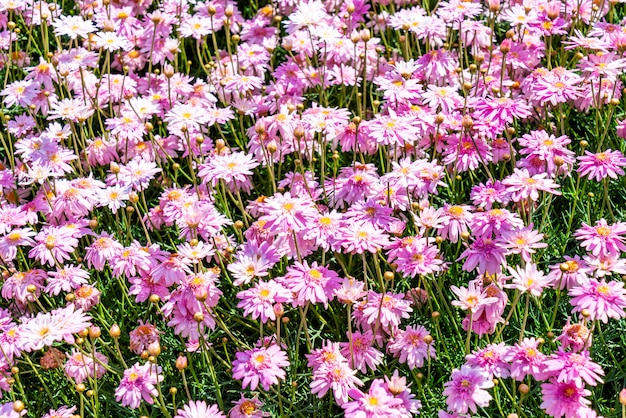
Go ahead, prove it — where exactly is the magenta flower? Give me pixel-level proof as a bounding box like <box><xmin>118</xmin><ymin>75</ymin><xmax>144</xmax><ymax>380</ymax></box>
<box><xmin>498</xmin><ymin>224</ymin><xmax>547</xmax><ymax>262</ymax></box>
<box><xmin>544</xmin><ymin>349</ymin><xmax>604</xmax><ymax>387</ymax></box>
<box><xmin>228</xmin><ymin>394</ymin><xmax>269</xmax><ymax>418</ymax></box>
<box><xmin>236</xmin><ymin>280</ymin><xmax>293</xmax><ymax>323</ymax></box>
<box><xmin>540</xmin><ymin>380</ymin><xmax>593</xmax><ymax>418</ymax></box>
<box><xmin>459</xmin><ymin>238</ymin><xmax>508</xmax><ymax>275</ymax></box>
<box><xmin>343</xmin><ymin>379</ymin><xmax>404</xmax><ymax>418</ymax></box>
<box><xmin>504</xmin><ymin>338</ymin><xmax>548</xmax><ymax>381</ymax></box>
<box><xmin>568</xmin><ymin>278</ymin><xmax>626</xmax><ymax>323</ymax></box>
<box><xmin>115</xmin><ymin>363</ymin><xmax>163</xmax><ymax>409</ymax></box>
<box><xmin>442</xmin><ymin>365</ymin><xmax>494</xmax><ymax>414</ymax></box>
<box><xmin>360</xmin><ymin>291</ymin><xmax>412</xmax><ymax>332</ymax></box>
<box><xmin>231</xmin><ymin>344</ymin><xmax>289</xmax><ymax>391</ymax></box>
<box><xmin>339</xmin><ymin>330</ymin><xmax>384</xmax><ymax>373</ymax></box>
<box><xmin>465</xmin><ymin>343</ymin><xmax>510</xmax><ymax>379</ymax></box>
<box><xmin>502</xmin><ymin>168</ymin><xmax>561</xmax><ymax>202</ymax></box>
<box><xmin>574</xmin><ymin>219</ymin><xmax>626</xmax><ymax>257</ymax></box>
<box><xmin>387</xmin><ymin>325</ymin><xmax>437</xmax><ymax>370</ymax></box>
<box><xmin>506</xmin><ymin>263</ymin><xmax>552</xmax><ymax>297</ymax></box>
<box><xmin>310</xmin><ymin>361</ymin><xmax>364</xmax><ymax>406</ymax></box>
<box><xmin>174</xmin><ymin>401</ymin><xmax>225</xmax><ymax>418</ymax></box>
<box><xmin>277</xmin><ymin>261</ymin><xmax>341</xmax><ymax>308</ymax></box>
<box><xmin>451</xmin><ymin>280</ymin><xmax>499</xmax><ymax>314</ymax></box>
<box><xmin>577</xmin><ymin>149</ymin><xmax>626</xmax><ymax>181</ymax></box>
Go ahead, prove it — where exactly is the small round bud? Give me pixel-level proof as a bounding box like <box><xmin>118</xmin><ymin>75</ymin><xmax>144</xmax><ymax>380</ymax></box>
<box><xmin>352</xmin><ymin>116</ymin><xmax>361</xmax><ymax>124</ymax></box>
<box><xmin>462</xmin><ymin>115</ymin><xmax>473</xmax><ymax>129</ymax></box>
<box><xmin>110</xmin><ymin>162</ymin><xmax>120</xmax><ymax>174</ymax></box>
<box><xmin>273</xmin><ymin>303</ymin><xmax>284</xmax><ymax>318</ymax></box>
<box><xmin>149</xmin><ymin>294</ymin><xmax>160</xmax><ymax>304</ymax></box>
<box><xmin>508</xmin><ymin>414</ymin><xmax>519</xmax><ymax>418</ymax></box>
<box><xmin>581</xmin><ymin>309</ymin><xmax>591</xmax><ymax>318</ymax></box>
<box><xmin>129</xmin><ymin>192</ymin><xmax>139</xmax><ymax>203</ymax></box>
<box><xmin>431</xmin><ymin>311</ymin><xmax>440</xmax><ymax>320</ymax></box>
<box><xmin>66</xmin><ymin>294</ymin><xmax>75</xmax><ymax>302</ymax></box>
<box><xmin>189</xmin><ymin>239</ymin><xmax>199</xmax><ymax>247</ymax></box>
<box><xmin>78</xmin><ymin>328</ymin><xmax>89</xmax><ymax>338</ymax></box>
<box><xmin>554</xmin><ymin>156</ymin><xmax>565</xmax><ymax>167</ymax></box>
<box><xmin>503</xmin><ymin>153</ymin><xmax>511</xmax><ymax>161</ymax></box>
<box><xmin>176</xmin><ymin>356</ymin><xmax>188</xmax><ymax>371</ymax></box>
<box><xmin>435</xmin><ymin>114</ymin><xmax>445</xmax><ymax>124</ymax></box>
<box><xmin>193</xmin><ymin>312</ymin><xmax>204</xmax><ymax>323</ymax></box>
<box><xmin>169</xmin><ymin>387</ymin><xmax>178</xmax><ymax>395</ymax></box>
<box><xmin>86</xmin><ymin>389</ymin><xmax>94</xmax><ymax>397</ymax></box>
<box><xmin>619</xmin><ymin>388</ymin><xmax>626</xmax><ymax>405</ymax></box>
<box><xmin>11</xmin><ymin>367</ymin><xmax>19</xmax><ymax>375</ymax></box>
<box><xmin>89</xmin><ymin>327</ymin><xmax>101</xmax><ymax>339</ymax></box>
<box><xmin>148</xmin><ymin>355</ymin><xmax>156</xmax><ymax>363</ymax></box>
<box><xmin>148</xmin><ymin>341</ymin><xmax>161</xmax><ymax>357</ymax></box>
<box><xmin>109</xmin><ymin>324</ymin><xmax>121</xmax><ymax>338</ymax></box>
<box><xmin>518</xmin><ymin>384</ymin><xmax>529</xmax><ymax>395</ymax></box>
<box><xmin>26</xmin><ymin>284</ymin><xmax>37</xmax><ymax>293</ymax></box>
<box><xmin>435</xmin><ymin>236</ymin><xmax>443</xmax><ymax>244</ymax></box>
<box><xmin>588</xmin><ymin>192</ymin><xmax>594</xmax><ymax>198</ymax></box>
<box><xmin>455</xmin><ymin>175</ymin><xmax>462</xmax><ymax>181</ymax></box>
<box><xmin>423</xmin><ymin>335</ymin><xmax>433</xmax><ymax>345</ymax></box>
<box><xmin>75</xmin><ymin>384</ymin><xmax>86</xmax><ymax>393</ymax></box>
<box><xmin>140</xmin><ymin>351</ymin><xmax>149</xmax><ymax>359</ymax></box>
<box><xmin>416</xmin><ymin>372</ymin><xmax>424</xmax><ymax>380</ymax></box>
<box><xmin>460</xmin><ymin>231</ymin><xmax>470</xmax><ymax>240</ymax></box>
<box><xmin>580</xmin><ymin>140</ymin><xmax>588</xmax><ymax>148</ymax></box>
<box><xmin>384</xmin><ymin>271</ymin><xmax>394</xmax><ymax>281</ymax></box>
<box><xmin>12</xmin><ymin>401</ymin><xmax>24</xmax><ymax>413</ymax></box>
<box><xmin>546</xmin><ymin>331</ymin><xmax>555</xmax><ymax>339</ymax></box>
<box><xmin>89</xmin><ymin>218</ymin><xmax>98</xmax><ymax>229</ymax></box>
<box><xmin>560</xmin><ymin>263</ymin><xmax>570</xmax><ymax>272</ymax></box>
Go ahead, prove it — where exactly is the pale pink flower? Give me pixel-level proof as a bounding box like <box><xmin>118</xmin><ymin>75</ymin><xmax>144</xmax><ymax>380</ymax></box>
<box><xmin>231</xmin><ymin>344</ymin><xmax>289</xmax><ymax>391</ymax></box>
<box><xmin>442</xmin><ymin>365</ymin><xmax>494</xmax><ymax>414</ymax></box>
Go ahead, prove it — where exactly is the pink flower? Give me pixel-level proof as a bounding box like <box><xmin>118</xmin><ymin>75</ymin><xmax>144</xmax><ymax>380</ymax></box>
<box><xmin>228</xmin><ymin>394</ymin><xmax>269</xmax><ymax>418</ymax></box>
<box><xmin>506</xmin><ymin>263</ymin><xmax>552</xmax><ymax>297</ymax></box>
<box><xmin>387</xmin><ymin>325</ymin><xmax>437</xmax><ymax>370</ymax></box>
<box><xmin>236</xmin><ymin>280</ymin><xmax>293</xmax><ymax>323</ymax></box>
<box><xmin>465</xmin><ymin>343</ymin><xmax>510</xmax><ymax>379</ymax></box>
<box><xmin>231</xmin><ymin>344</ymin><xmax>290</xmax><ymax>391</ymax></box>
<box><xmin>339</xmin><ymin>330</ymin><xmax>384</xmax><ymax>373</ymax></box>
<box><xmin>277</xmin><ymin>261</ymin><xmax>341</xmax><ymax>308</ymax></box>
<box><xmin>556</xmin><ymin>318</ymin><xmax>592</xmax><ymax>352</ymax></box>
<box><xmin>578</xmin><ymin>149</ymin><xmax>626</xmax><ymax>181</ymax></box>
<box><xmin>360</xmin><ymin>291</ymin><xmax>412</xmax><ymax>332</ymax></box>
<box><xmin>29</xmin><ymin>225</ymin><xmax>79</xmax><ymax>267</ymax></box>
<box><xmin>451</xmin><ymin>280</ymin><xmax>499</xmax><ymax>314</ymax></box>
<box><xmin>115</xmin><ymin>363</ymin><xmax>163</xmax><ymax>409</ymax></box>
<box><xmin>64</xmin><ymin>349</ymin><xmax>108</xmax><ymax>384</ymax></box>
<box><xmin>343</xmin><ymin>379</ymin><xmax>405</xmax><ymax>418</ymax></box>
<box><xmin>337</xmin><ymin>222</ymin><xmax>391</xmax><ymax>254</ymax></box>
<box><xmin>459</xmin><ymin>238</ymin><xmax>508</xmax><ymax>275</ymax></box>
<box><xmin>439</xmin><ymin>205</ymin><xmax>473</xmax><ymax>243</ymax></box>
<box><xmin>502</xmin><ymin>168</ymin><xmax>561</xmax><ymax>202</ymax></box>
<box><xmin>568</xmin><ymin>278</ymin><xmax>626</xmax><ymax>323</ymax></box>
<box><xmin>442</xmin><ymin>365</ymin><xmax>494</xmax><ymax>414</ymax></box>
<box><xmin>174</xmin><ymin>401</ymin><xmax>225</xmax><ymax>418</ymax></box>
<box><xmin>547</xmin><ymin>256</ymin><xmax>589</xmax><ymax>290</ymax></box>
<box><xmin>499</xmin><ymin>224</ymin><xmax>547</xmax><ymax>262</ymax></box>
<box><xmin>504</xmin><ymin>338</ymin><xmax>548</xmax><ymax>381</ymax></box>
<box><xmin>574</xmin><ymin>219</ymin><xmax>626</xmax><ymax>257</ymax></box>
<box><xmin>540</xmin><ymin>380</ymin><xmax>593</xmax><ymax>418</ymax></box>
<box><xmin>259</xmin><ymin>192</ymin><xmax>318</xmax><ymax>234</ymax></box>
<box><xmin>310</xmin><ymin>361</ymin><xmax>364</xmax><ymax>406</ymax></box>
<box><xmin>544</xmin><ymin>349</ymin><xmax>604</xmax><ymax>387</ymax></box>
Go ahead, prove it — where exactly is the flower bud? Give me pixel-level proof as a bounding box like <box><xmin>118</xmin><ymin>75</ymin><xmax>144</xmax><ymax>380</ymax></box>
<box><xmin>176</xmin><ymin>356</ymin><xmax>188</xmax><ymax>371</ymax></box>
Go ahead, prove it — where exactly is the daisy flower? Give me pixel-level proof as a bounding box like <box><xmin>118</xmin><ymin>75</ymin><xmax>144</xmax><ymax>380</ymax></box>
<box><xmin>342</xmin><ymin>379</ymin><xmax>404</xmax><ymax>417</ymax></box>
<box><xmin>540</xmin><ymin>380</ymin><xmax>593</xmax><ymax>418</ymax></box>
<box><xmin>577</xmin><ymin>149</ymin><xmax>626</xmax><ymax>181</ymax></box>
<box><xmin>231</xmin><ymin>344</ymin><xmax>290</xmax><ymax>391</ymax></box>
<box><xmin>574</xmin><ymin>219</ymin><xmax>626</xmax><ymax>257</ymax></box>
<box><xmin>498</xmin><ymin>224</ymin><xmax>547</xmax><ymax>262</ymax></box>
<box><xmin>568</xmin><ymin>278</ymin><xmax>626</xmax><ymax>323</ymax></box>
<box><xmin>115</xmin><ymin>363</ymin><xmax>163</xmax><ymax>409</ymax></box>
<box><xmin>506</xmin><ymin>263</ymin><xmax>553</xmax><ymax>297</ymax></box>
<box><xmin>502</xmin><ymin>168</ymin><xmax>561</xmax><ymax>202</ymax></box>
<box><xmin>442</xmin><ymin>365</ymin><xmax>494</xmax><ymax>414</ymax></box>
<box><xmin>339</xmin><ymin>330</ymin><xmax>384</xmax><ymax>373</ymax></box>
<box><xmin>504</xmin><ymin>338</ymin><xmax>548</xmax><ymax>381</ymax></box>
<box><xmin>310</xmin><ymin>361</ymin><xmax>364</xmax><ymax>406</ymax></box>
<box><xmin>544</xmin><ymin>348</ymin><xmax>604</xmax><ymax>387</ymax></box>
<box><xmin>174</xmin><ymin>401</ymin><xmax>225</xmax><ymax>418</ymax></box>
<box><xmin>228</xmin><ymin>395</ymin><xmax>269</xmax><ymax>418</ymax></box>
<box><xmin>387</xmin><ymin>325</ymin><xmax>437</xmax><ymax>370</ymax></box>
<box><xmin>236</xmin><ymin>280</ymin><xmax>293</xmax><ymax>323</ymax></box>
